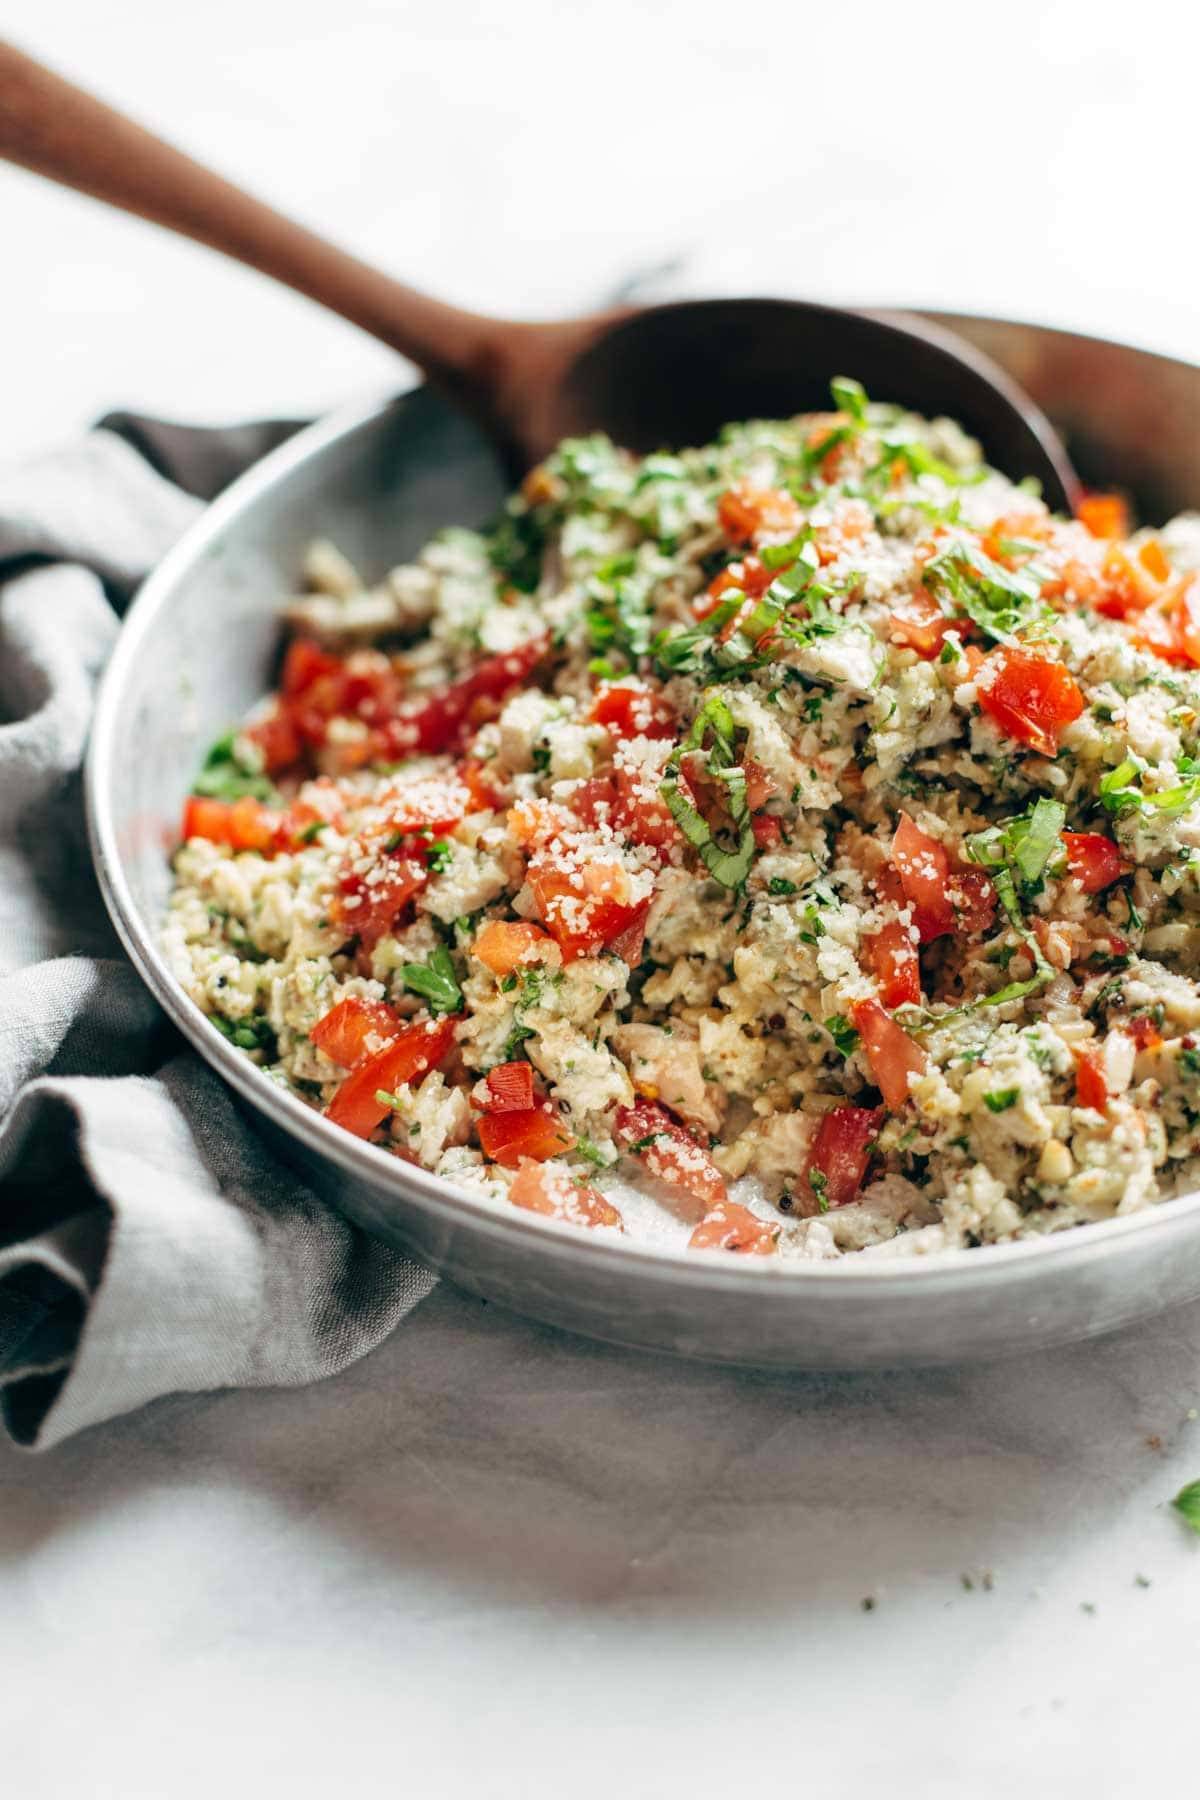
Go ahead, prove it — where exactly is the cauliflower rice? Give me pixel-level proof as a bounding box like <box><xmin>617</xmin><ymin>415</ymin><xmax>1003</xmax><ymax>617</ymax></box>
<box><xmin>164</xmin><ymin>381</ymin><xmax>1200</xmax><ymax>1261</ymax></box>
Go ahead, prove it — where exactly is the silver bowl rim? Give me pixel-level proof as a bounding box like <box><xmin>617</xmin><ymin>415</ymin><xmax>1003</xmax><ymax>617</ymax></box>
<box><xmin>83</xmin><ymin>315</ymin><xmax>1200</xmax><ymax>1299</ymax></box>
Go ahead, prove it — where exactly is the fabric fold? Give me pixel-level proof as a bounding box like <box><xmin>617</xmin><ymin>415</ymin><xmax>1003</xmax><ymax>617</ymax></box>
<box><xmin>0</xmin><ymin>416</ymin><xmax>436</xmax><ymax>1450</ymax></box>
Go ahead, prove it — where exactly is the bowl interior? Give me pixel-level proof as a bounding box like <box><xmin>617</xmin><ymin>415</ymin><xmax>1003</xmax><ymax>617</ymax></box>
<box><xmin>107</xmin><ymin>387</ymin><xmax>510</xmax><ymax>931</ymax></box>
<box><xmin>83</xmin><ymin>313</ymin><xmax>1200</xmax><ymax>1366</ymax></box>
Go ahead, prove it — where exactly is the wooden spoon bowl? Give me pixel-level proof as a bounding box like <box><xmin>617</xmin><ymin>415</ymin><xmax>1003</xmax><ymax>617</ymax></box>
<box><xmin>0</xmin><ymin>41</ymin><xmax>1080</xmax><ymax>508</ymax></box>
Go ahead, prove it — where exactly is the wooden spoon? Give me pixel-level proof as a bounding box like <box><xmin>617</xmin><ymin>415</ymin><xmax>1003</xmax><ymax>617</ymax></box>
<box><xmin>0</xmin><ymin>42</ymin><xmax>1081</xmax><ymax>507</ymax></box>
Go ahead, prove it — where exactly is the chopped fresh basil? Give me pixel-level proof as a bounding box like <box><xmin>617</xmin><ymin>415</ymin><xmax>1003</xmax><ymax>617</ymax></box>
<box><xmin>425</xmin><ymin>838</ymin><xmax>454</xmax><ymax>874</ymax></box>
<box><xmin>401</xmin><ymin>944</ymin><xmax>463</xmax><ymax>1015</ymax></box>
<box><xmin>212</xmin><ymin>1013</ymin><xmax>277</xmax><ymax>1057</ymax></box>
<box><xmin>808</xmin><ymin>1166</ymin><xmax>830</xmax><ymax>1211</ymax></box>
<box><xmin>923</xmin><ymin>541</ymin><xmax>1052</xmax><ymax>645</ymax></box>
<box><xmin>768</xmin><ymin>877</ymin><xmax>798</xmax><ymax>896</ymax></box>
<box><xmin>659</xmin><ymin>692</ymin><xmax>756</xmax><ymax>890</ymax></box>
<box><xmin>1099</xmin><ymin>754</ymin><xmax>1200</xmax><ymax>818</ymax></box>
<box><xmin>573</xmin><ymin>1136</ymin><xmax>613</xmax><ymax>1170</ymax></box>
<box><xmin>830</xmin><ymin>375</ymin><xmax>868</xmax><ymax>423</ymax></box>
<box><xmin>983</xmin><ymin>1088</ymin><xmax>1019</xmax><ymax>1114</ymax></box>
<box><xmin>192</xmin><ymin>729</ymin><xmax>279</xmax><ymax>803</ymax></box>
<box><xmin>826</xmin><ymin>1014</ymin><xmax>860</xmax><ymax>1058</ymax></box>
<box><xmin>966</xmin><ymin>798</ymin><xmax>1067</xmax><ymax>898</ymax></box>
<box><xmin>489</xmin><ymin>505</ymin><xmax>547</xmax><ymax>593</ymax></box>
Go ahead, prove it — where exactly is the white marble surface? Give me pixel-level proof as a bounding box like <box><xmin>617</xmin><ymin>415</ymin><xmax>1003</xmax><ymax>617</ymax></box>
<box><xmin>4</xmin><ymin>2</ymin><xmax>1200</xmax><ymax>1791</ymax></box>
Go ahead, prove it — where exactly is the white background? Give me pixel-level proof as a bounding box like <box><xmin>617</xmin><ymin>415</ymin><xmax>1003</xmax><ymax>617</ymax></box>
<box><xmin>4</xmin><ymin>0</ymin><xmax>1200</xmax><ymax>453</ymax></box>
<box><xmin>3</xmin><ymin>3</ymin><xmax>1200</xmax><ymax>1794</ymax></box>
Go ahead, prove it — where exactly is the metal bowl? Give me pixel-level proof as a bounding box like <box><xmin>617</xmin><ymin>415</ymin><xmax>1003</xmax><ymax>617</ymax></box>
<box><xmin>85</xmin><ymin>312</ymin><xmax>1200</xmax><ymax>1368</ymax></box>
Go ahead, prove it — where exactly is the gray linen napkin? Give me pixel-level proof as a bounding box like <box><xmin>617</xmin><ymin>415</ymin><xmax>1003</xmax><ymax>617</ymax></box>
<box><xmin>0</xmin><ymin>416</ymin><xmax>436</xmax><ymax>1451</ymax></box>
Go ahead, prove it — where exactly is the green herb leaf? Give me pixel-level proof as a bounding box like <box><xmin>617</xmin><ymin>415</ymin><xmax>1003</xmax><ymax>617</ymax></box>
<box><xmin>924</xmin><ymin>541</ymin><xmax>1052</xmax><ymax>646</ymax></box>
<box><xmin>192</xmin><ymin>729</ymin><xmax>279</xmax><ymax>803</ymax></box>
<box><xmin>573</xmin><ymin>1136</ymin><xmax>614</xmax><ymax>1170</ymax></box>
<box><xmin>1099</xmin><ymin>754</ymin><xmax>1200</xmax><ymax>818</ymax></box>
<box><xmin>983</xmin><ymin>1088</ymin><xmax>1019</xmax><ymax>1114</ymax></box>
<box><xmin>768</xmin><ymin>877</ymin><xmax>798</xmax><ymax>896</ymax></box>
<box><xmin>212</xmin><ymin>1013</ymin><xmax>277</xmax><ymax>1057</ymax></box>
<box><xmin>1011</xmin><ymin>798</ymin><xmax>1068</xmax><ymax>888</ymax></box>
<box><xmin>660</xmin><ymin>771</ymin><xmax>755</xmax><ymax>889</ymax></box>
<box><xmin>660</xmin><ymin>692</ymin><xmax>756</xmax><ymax>889</ymax></box>
<box><xmin>830</xmin><ymin>375</ymin><xmax>868</xmax><ymax>423</ymax></box>
<box><xmin>966</xmin><ymin>798</ymin><xmax>1067</xmax><ymax>896</ymax></box>
<box><xmin>1172</xmin><ymin>1479</ymin><xmax>1200</xmax><ymax>1536</ymax></box>
<box><xmin>401</xmin><ymin>944</ymin><xmax>463</xmax><ymax>1016</ymax></box>
<box><xmin>826</xmin><ymin>1014</ymin><xmax>860</xmax><ymax>1058</ymax></box>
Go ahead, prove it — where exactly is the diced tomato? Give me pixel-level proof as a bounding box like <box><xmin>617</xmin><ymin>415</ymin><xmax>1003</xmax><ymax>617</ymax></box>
<box><xmin>482</xmin><ymin>1061</ymin><xmax>536</xmax><ymax>1113</ymax></box>
<box><xmin>333</xmin><ymin>854</ymin><xmax>427</xmax><ymax>950</ymax></box>
<box><xmin>865</xmin><ymin>916</ymin><xmax>921</xmax><ymax>1008</ymax></box>
<box><xmin>607</xmin><ymin>901</ymin><xmax>651</xmax><ymax>967</ymax></box>
<box><xmin>612</xmin><ymin>765</ymin><xmax>678</xmax><ymax>851</ymax></box>
<box><xmin>1126</xmin><ymin>1016</ymin><xmax>1163</xmax><ymax>1053</ymax></box>
<box><xmin>805</xmin><ymin>417</ymin><xmax>854</xmax><ymax>481</ymax></box>
<box><xmin>228</xmin><ymin>796</ymin><xmax>278</xmax><ymax>852</ymax></box>
<box><xmin>695</xmin><ymin>555</ymin><xmax>776</xmax><ymax>619</ymax></box>
<box><xmin>310</xmin><ymin>996</ymin><xmax>400</xmax><ymax>1068</ymax></box>
<box><xmin>471</xmin><ymin>919</ymin><xmax>553</xmax><ymax>977</ymax></box>
<box><xmin>273</xmin><ymin>789</ymin><xmax>345</xmax><ymax>851</ymax></box>
<box><xmin>379</xmin><ymin>774</ymin><xmax>468</xmax><ymax>836</ymax></box>
<box><xmin>508</xmin><ymin>1160</ymin><xmax>622</xmax><ymax>1229</ymax></box>
<box><xmin>182</xmin><ymin>796</ymin><xmax>234</xmax><ymax>844</ymax></box>
<box><xmin>613</xmin><ymin>1100</ymin><xmax>727</xmax><ymax>1209</ymax></box>
<box><xmin>889</xmin><ymin>589</ymin><xmax>958</xmax><ymax>659</ymax></box>
<box><xmin>947</xmin><ymin>867</ymin><xmax>997</xmax><ymax>934</ymax></box>
<box><xmin>567</xmin><ymin>776</ymin><xmax>619</xmax><ymax>831</ymax></box>
<box><xmin>384</xmin><ymin>636</ymin><xmax>549</xmax><ymax>757</ymax></box>
<box><xmin>851</xmin><ymin>999</ymin><xmax>928</xmax><ymax>1112</ymax></box>
<box><xmin>1132</xmin><ymin>576</ymin><xmax>1200</xmax><ymax>668</ymax></box>
<box><xmin>1077</xmin><ymin>493</ymin><xmax>1130</xmax><ymax>541</ymax></box>
<box><xmin>1039</xmin><ymin>553</ymin><xmax>1103</xmax><ymax>609</ymax></box>
<box><xmin>460</xmin><ymin>758</ymin><xmax>507</xmax><ymax>812</ymax></box>
<box><xmin>688</xmin><ymin>1200</ymin><xmax>779</xmax><ymax>1255</ymax></box>
<box><xmin>717</xmin><ymin>482</ymin><xmax>803</xmax><ymax>547</ymax></box>
<box><xmin>244</xmin><ymin>703</ymin><xmax>302</xmax><ymax>773</ymax></box>
<box><xmin>1178</xmin><ymin>579</ymin><xmax>1200</xmax><ymax>667</ymax></box>
<box><xmin>588</xmin><ymin>682</ymin><xmax>676</xmax><ymax>740</ymax></box>
<box><xmin>1074</xmin><ymin>1048</ymin><xmax>1108</xmax><ymax>1112</ymax></box>
<box><xmin>803</xmin><ymin>1104</ymin><xmax>884</xmax><ymax>1210</ymax></box>
<box><xmin>980</xmin><ymin>510</ymin><xmax>1054</xmax><ymax>563</ymax></box>
<box><xmin>1061</xmin><ymin>831</ymin><xmax>1130</xmax><ymax>894</ymax></box>
<box><xmin>1138</xmin><ymin>537</ymin><xmax>1172</xmax><ymax>584</ymax></box>
<box><xmin>477</xmin><ymin>1102</ymin><xmax>575</xmax><ymax>1167</ymax></box>
<box><xmin>324</xmin><ymin>1014</ymin><xmax>456</xmax><ymax>1138</ymax></box>
<box><xmin>742</xmin><ymin>758</ymin><xmax>776</xmax><ymax>812</ymax></box>
<box><xmin>1094</xmin><ymin>545</ymin><xmax>1164</xmax><ymax>620</ymax></box>
<box><xmin>507</xmin><ymin>796</ymin><xmax>572</xmax><ymax>849</ymax></box>
<box><xmin>976</xmin><ymin>646</ymin><xmax>1085</xmax><ymax>757</ymax></box>
<box><xmin>527</xmin><ymin>855</ymin><xmax>646</xmax><ymax>962</ymax></box>
<box><xmin>181</xmin><ymin>794</ymin><xmax>284</xmax><ymax>853</ymax></box>
<box><xmin>891</xmin><ymin>813</ymin><xmax>955</xmax><ymax>942</ymax></box>
<box><xmin>1127</xmin><ymin>601</ymin><xmax>1182</xmax><ymax>662</ymax></box>
<box><xmin>752</xmin><ymin>814</ymin><xmax>784</xmax><ymax>850</ymax></box>
<box><xmin>865</xmin><ymin>865</ymin><xmax>921</xmax><ymax>1006</ymax></box>
<box><xmin>281</xmin><ymin>637</ymin><xmax>342</xmax><ymax>699</ymax></box>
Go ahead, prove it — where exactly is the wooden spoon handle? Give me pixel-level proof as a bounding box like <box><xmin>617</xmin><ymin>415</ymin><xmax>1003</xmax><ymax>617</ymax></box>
<box><xmin>0</xmin><ymin>40</ymin><xmax>501</xmax><ymax>392</ymax></box>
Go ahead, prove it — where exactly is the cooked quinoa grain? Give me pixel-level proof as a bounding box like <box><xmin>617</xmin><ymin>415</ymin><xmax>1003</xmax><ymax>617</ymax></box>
<box><xmin>165</xmin><ymin>383</ymin><xmax>1200</xmax><ymax>1257</ymax></box>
